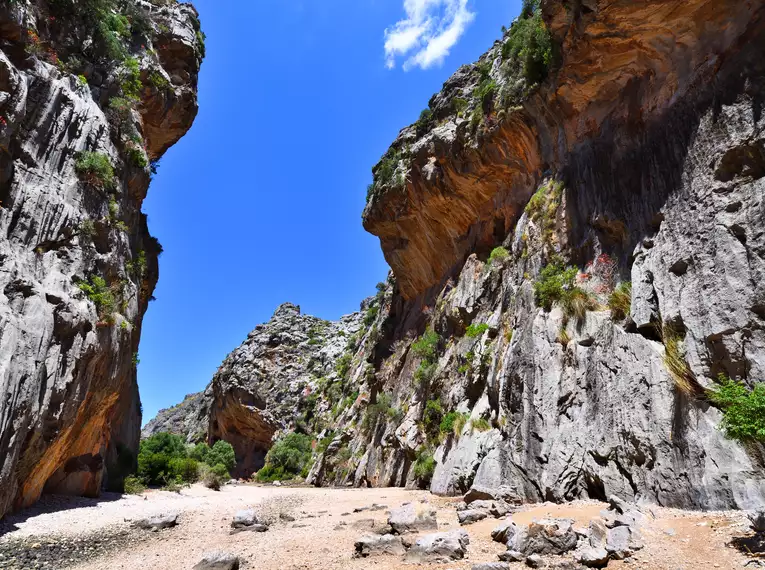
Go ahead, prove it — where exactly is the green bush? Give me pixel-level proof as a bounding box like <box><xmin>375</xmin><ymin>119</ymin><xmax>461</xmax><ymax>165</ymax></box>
<box><xmin>125</xmin><ymin>143</ymin><xmax>148</xmax><ymax>168</ymax></box>
<box><xmin>257</xmin><ymin>433</ymin><xmax>312</xmax><ymax>481</ymax></box>
<box><xmin>364</xmin><ymin>304</ymin><xmax>379</xmax><ymax>326</ymax></box>
<box><xmin>120</xmin><ymin>57</ymin><xmax>143</xmax><ymax>99</ymax></box>
<box><xmin>208</xmin><ymin>440</ymin><xmax>236</xmax><ymax>472</ymax></box>
<box><xmin>201</xmin><ymin>463</ymin><xmax>229</xmax><ymax>490</ymax></box>
<box><xmin>487</xmin><ymin>246</ymin><xmax>509</xmax><ymax>265</ymax></box>
<box><xmin>560</xmin><ymin>287</ymin><xmax>595</xmax><ymax>321</ymax></box>
<box><xmin>336</xmin><ymin>352</ymin><xmax>353</xmax><ymax>379</ymax></box>
<box><xmin>609</xmin><ymin>282</ymin><xmax>632</xmax><ymax>320</ymax></box>
<box><xmin>168</xmin><ymin>457</ymin><xmax>199</xmax><ymax>483</ymax></box>
<box><xmin>422</xmin><ymin>399</ymin><xmax>443</xmax><ymax>438</ymax></box>
<box><xmin>148</xmin><ymin>70</ymin><xmax>170</xmax><ymax>90</ymax></box>
<box><xmin>413</xmin><ymin>448</ymin><xmax>435</xmax><ymax>485</ymax></box>
<box><xmin>533</xmin><ymin>259</ymin><xmax>578</xmax><ymax>311</ymax></box>
<box><xmin>414</xmin><ymin>362</ymin><xmax>436</xmax><ymax>388</ymax></box>
<box><xmin>471</xmin><ymin>417</ymin><xmax>492</xmax><ymax>432</ymax></box>
<box><xmin>363</xmin><ymin>392</ymin><xmax>393</xmax><ymax>433</ymax></box>
<box><xmin>501</xmin><ymin>0</ymin><xmax>555</xmax><ymax>86</ymax></box>
<box><xmin>375</xmin><ymin>150</ymin><xmax>406</xmax><ymax>189</ymax></box>
<box><xmin>663</xmin><ymin>326</ymin><xmax>695</xmax><ymax>396</ymax></box>
<box><xmin>440</xmin><ymin>411</ymin><xmax>469</xmax><ymax>436</ymax></box>
<box><xmin>74</xmin><ymin>151</ymin><xmax>115</xmax><ymax>189</ymax></box>
<box><xmin>466</xmin><ymin>323</ymin><xmax>489</xmax><ymax>339</ymax></box>
<box><xmin>77</xmin><ymin>275</ymin><xmax>115</xmax><ymax>320</ymax></box>
<box><xmin>412</xmin><ymin>328</ymin><xmax>440</xmax><ymax>361</ymax></box>
<box><xmin>708</xmin><ymin>375</ymin><xmax>765</xmax><ymax>443</ymax></box>
<box><xmin>123</xmin><ymin>475</ymin><xmax>145</xmax><ymax>495</ymax></box>
<box><xmin>415</xmin><ymin>108</ymin><xmax>433</xmax><ymax>132</ymax></box>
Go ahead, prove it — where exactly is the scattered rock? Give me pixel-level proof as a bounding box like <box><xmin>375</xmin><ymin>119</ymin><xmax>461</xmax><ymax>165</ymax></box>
<box><xmin>664</xmin><ymin>528</ymin><xmax>676</xmax><ymax>536</ymax></box>
<box><xmin>353</xmin><ymin>534</ymin><xmax>406</xmax><ymax>558</ymax></box>
<box><xmin>405</xmin><ymin>529</ymin><xmax>470</xmax><ymax>563</ymax></box>
<box><xmin>579</xmin><ymin>546</ymin><xmax>610</xmax><ymax>568</ymax></box>
<box><xmin>605</xmin><ymin>525</ymin><xmax>643</xmax><ymax>559</ymax></box>
<box><xmin>589</xmin><ymin>519</ymin><xmax>608</xmax><ymax>548</ymax></box>
<box><xmin>749</xmin><ymin>510</ymin><xmax>765</xmax><ymax>533</ymax></box>
<box><xmin>608</xmin><ymin>495</ymin><xmax>629</xmax><ymax>515</ymax></box>
<box><xmin>133</xmin><ymin>513</ymin><xmax>178</xmax><ymax>531</ymax></box>
<box><xmin>464</xmin><ymin>486</ymin><xmax>514</xmax><ymax>505</ymax></box>
<box><xmin>388</xmin><ymin>502</ymin><xmax>437</xmax><ymax>534</ymax></box>
<box><xmin>526</xmin><ymin>554</ymin><xmax>544</xmax><ymax>568</ymax></box>
<box><xmin>192</xmin><ymin>551</ymin><xmax>240</xmax><ymax>570</ymax></box>
<box><xmin>510</xmin><ymin>519</ymin><xmax>578</xmax><ymax>556</ymax></box>
<box><xmin>470</xmin><ymin>499</ymin><xmax>511</xmax><ymax>517</ymax></box>
<box><xmin>499</xmin><ymin>550</ymin><xmax>524</xmax><ymax>562</ymax></box>
<box><xmin>459</xmin><ymin>509</ymin><xmax>488</xmax><ymax>525</ymax></box>
<box><xmin>231</xmin><ymin>509</ymin><xmax>259</xmax><ymax>529</ymax></box>
<box><xmin>491</xmin><ymin>519</ymin><xmax>518</xmax><ymax>544</ymax></box>
<box><xmin>473</xmin><ymin>563</ymin><xmax>510</xmax><ymax>570</ymax></box>
<box><xmin>230</xmin><ymin>523</ymin><xmax>268</xmax><ymax>535</ymax></box>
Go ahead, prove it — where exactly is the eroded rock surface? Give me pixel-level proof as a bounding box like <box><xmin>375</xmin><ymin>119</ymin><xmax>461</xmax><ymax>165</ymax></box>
<box><xmin>0</xmin><ymin>0</ymin><xmax>203</xmax><ymax>518</ymax></box>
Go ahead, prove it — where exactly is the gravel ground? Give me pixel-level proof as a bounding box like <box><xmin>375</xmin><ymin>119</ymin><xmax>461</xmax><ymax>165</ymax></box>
<box><xmin>0</xmin><ymin>484</ymin><xmax>761</xmax><ymax>569</ymax></box>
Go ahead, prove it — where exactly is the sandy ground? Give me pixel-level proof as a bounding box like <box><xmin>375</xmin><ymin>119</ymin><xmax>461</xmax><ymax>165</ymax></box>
<box><xmin>0</xmin><ymin>483</ymin><xmax>761</xmax><ymax>569</ymax></box>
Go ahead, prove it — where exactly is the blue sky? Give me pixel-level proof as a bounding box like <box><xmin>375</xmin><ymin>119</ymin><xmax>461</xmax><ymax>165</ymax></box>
<box><xmin>138</xmin><ymin>0</ymin><xmax>520</xmax><ymax>423</ymax></box>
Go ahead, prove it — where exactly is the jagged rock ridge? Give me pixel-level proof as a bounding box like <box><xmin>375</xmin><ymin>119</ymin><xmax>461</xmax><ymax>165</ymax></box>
<box><xmin>0</xmin><ymin>0</ymin><xmax>203</xmax><ymax>518</ymax></box>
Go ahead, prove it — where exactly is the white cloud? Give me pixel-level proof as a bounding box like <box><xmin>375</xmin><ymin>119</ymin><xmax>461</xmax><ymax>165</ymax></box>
<box><xmin>384</xmin><ymin>0</ymin><xmax>475</xmax><ymax>71</ymax></box>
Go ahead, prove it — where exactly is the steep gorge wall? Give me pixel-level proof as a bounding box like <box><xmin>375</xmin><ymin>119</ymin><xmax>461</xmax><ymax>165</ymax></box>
<box><xmin>147</xmin><ymin>0</ymin><xmax>765</xmax><ymax>511</ymax></box>
<box><xmin>0</xmin><ymin>0</ymin><xmax>202</xmax><ymax>518</ymax></box>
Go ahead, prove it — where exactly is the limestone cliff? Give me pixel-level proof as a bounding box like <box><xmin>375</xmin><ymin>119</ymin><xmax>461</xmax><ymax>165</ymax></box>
<box><xmin>0</xmin><ymin>0</ymin><xmax>203</xmax><ymax>518</ymax></box>
<box><xmin>148</xmin><ymin>0</ymin><xmax>765</xmax><ymax>510</ymax></box>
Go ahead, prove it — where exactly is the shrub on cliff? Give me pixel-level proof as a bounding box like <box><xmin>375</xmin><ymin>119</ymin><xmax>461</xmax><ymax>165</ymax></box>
<box><xmin>501</xmin><ymin>0</ymin><xmax>555</xmax><ymax>87</ymax></box>
<box><xmin>74</xmin><ymin>151</ymin><xmax>115</xmax><ymax>189</ymax></box>
<box><xmin>413</xmin><ymin>447</ymin><xmax>436</xmax><ymax>486</ymax></box>
<box><xmin>256</xmin><ymin>432</ymin><xmax>313</xmax><ymax>482</ymax></box>
<box><xmin>708</xmin><ymin>375</ymin><xmax>765</xmax><ymax>443</ymax></box>
<box><xmin>533</xmin><ymin>259</ymin><xmax>577</xmax><ymax>311</ymax></box>
<box><xmin>608</xmin><ymin>282</ymin><xmax>632</xmax><ymax>320</ymax></box>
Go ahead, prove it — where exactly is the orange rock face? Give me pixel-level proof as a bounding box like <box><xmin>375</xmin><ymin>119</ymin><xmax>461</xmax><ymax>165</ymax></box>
<box><xmin>363</xmin><ymin>0</ymin><xmax>763</xmax><ymax>300</ymax></box>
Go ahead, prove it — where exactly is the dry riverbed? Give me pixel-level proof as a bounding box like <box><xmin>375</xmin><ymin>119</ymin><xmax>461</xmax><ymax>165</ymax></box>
<box><xmin>0</xmin><ymin>484</ymin><xmax>761</xmax><ymax>569</ymax></box>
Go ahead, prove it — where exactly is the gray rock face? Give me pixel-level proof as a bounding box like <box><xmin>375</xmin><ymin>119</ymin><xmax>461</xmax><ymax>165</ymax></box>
<box><xmin>0</xmin><ymin>0</ymin><xmax>203</xmax><ymax>518</ymax></box>
<box><xmin>192</xmin><ymin>552</ymin><xmax>240</xmax><ymax>570</ymax></box>
<box><xmin>353</xmin><ymin>534</ymin><xmax>406</xmax><ymax>558</ymax></box>
<box><xmin>388</xmin><ymin>502</ymin><xmax>438</xmax><ymax>534</ymax></box>
<box><xmin>405</xmin><ymin>529</ymin><xmax>470</xmax><ymax>563</ymax></box>
<box><xmin>141</xmin><ymin>392</ymin><xmax>207</xmax><ymax>442</ymax></box>
<box><xmin>750</xmin><ymin>510</ymin><xmax>765</xmax><ymax>533</ymax></box>
<box><xmin>605</xmin><ymin>525</ymin><xmax>643</xmax><ymax>560</ymax></box>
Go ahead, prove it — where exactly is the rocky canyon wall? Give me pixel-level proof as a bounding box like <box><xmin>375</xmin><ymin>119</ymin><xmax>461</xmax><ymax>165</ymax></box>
<box><xmin>0</xmin><ymin>0</ymin><xmax>203</xmax><ymax>518</ymax></box>
<box><xmin>147</xmin><ymin>0</ymin><xmax>765</xmax><ymax>511</ymax></box>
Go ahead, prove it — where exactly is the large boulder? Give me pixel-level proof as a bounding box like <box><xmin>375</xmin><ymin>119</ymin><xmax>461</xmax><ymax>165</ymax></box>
<box><xmin>509</xmin><ymin>519</ymin><xmax>578</xmax><ymax>556</ymax></box>
<box><xmin>470</xmin><ymin>499</ymin><xmax>511</xmax><ymax>517</ymax></box>
<box><xmin>605</xmin><ymin>525</ymin><xmax>643</xmax><ymax>559</ymax></box>
<box><xmin>579</xmin><ymin>546</ymin><xmax>610</xmax><ymax>568</ymax></box>
<box><xmin>749</xmin><ymin>510</ymin><xmax>765</xmax><ymax>533</ymax></box>
<box><xmin>405</xmin><ymin>529</ymin><xmax>470</xmax><ymax>563</ymax></box>
<box><xmin>192</xmin><ymin>552</ymin><xmax>240</xmax><ymax>570</ymax></box>
<box><xmin>491</xmin><ymin>519</ymin><xmax>518</xmax><ymax>544</ymax></box>
<box><xmin>388</xmin><ymin>502</ymin><xmax>438</xmax><ymax>534</ymax></box>
<box><xmin>353</xmin><ymin>534</ymin><xmax>407</xmax><ymax>558</ymax></box>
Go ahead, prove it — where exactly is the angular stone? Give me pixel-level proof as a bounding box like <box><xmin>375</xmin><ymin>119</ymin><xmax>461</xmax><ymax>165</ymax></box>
<box><xmin>458</xmin><ymin>509</ymin><xmax>488</xmax><ymax>525</ymax></box>
<box><xmin>353</xmin><ymin>534</ymin><xmax>406</xmax><ymax>558</ymax></box>
<box><xmin>579</xmin><ymin>546</ymin><xmax>610</xmax><ymax>568</ymax></box>
<box><xmin>491</xmin><ymin>519</ymin><xmax>518</xmax><ymax>544</ymax></box>
<box><xmin>525</xmin><ymin>554</ymin><xmax>544</xmax><ymax>568</ymax></box>
<box><xmin>472</xmin><ymin>563</ymin><xmax>510</xmax><ymax>570</ymax></box>
<box><xmin>134</xmin><ymin>513</ymin><xmax>179</xmax><ymax>531</ymax></box>
<box><xmin>388</xmin><ymin>502</ymin><xmax>437</xmax><ymax>534</ymax></box>
<box><xmin>749</xmin><ymin>510</ymin><xmax>765</xmax><ymax>533</ymax></box>
<box><xmin>499</xmin><ymin>550</ymin><xmax>524</xmax><ymax>562</ymax></box>
<box><xmin>589</xmin><ymin>519</ymin><xmax>608</xmax><ymax>548</ymax></box>
<box><xmin>231</xmin><ymin>509</ymin><xmax>259</xmax><ymax>528</ymax></box>
<box><xmin>605</xmin><ymin>525</ymin><xmax>643</xmax><ymax>559</ymax></box>
<box><xmin>405</xmin><ymin>529</ymin><xmax>470</xmax><ymax>563</ymax></box>
<box><xmin>510</xmin><ymin>519</ymin><xmax>578</xmax><ymax>556</ymax></box>
<box><xmin>192</xmin><ymin>552</ymin><xmax>240</xmax><ymax>570</ymax></box>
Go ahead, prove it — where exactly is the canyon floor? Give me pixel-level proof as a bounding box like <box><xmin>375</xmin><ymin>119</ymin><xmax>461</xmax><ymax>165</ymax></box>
<box><xmin>0</xmin><ymin>484</ymin><xmax>761</xmax><ymax>570</ymax></box>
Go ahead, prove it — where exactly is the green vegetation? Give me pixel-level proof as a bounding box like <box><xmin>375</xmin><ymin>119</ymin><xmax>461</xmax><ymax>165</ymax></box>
<box><xmin>525</xmin><ymin>180</ymin><xmax>563</xmax><ymax>244</ymax></box>
<box><xmin>487</xmin><ymin>246</ymin><xmax>509</xmax><ymax>266</ymax></box>
<box><xmin>136</xmin><ymin>433</ymin><xmax>235</xmax><ymax>488</ymax></box>
<box><xmin>123</xmin><ymin>475</ymin><xmax>145</xmax><ymax>495</ymax></box>
<box><xmin>465</xmin><ymin>323</ymin><xmax>489</xmax><ymax>339</ymax></box>
<box><xmin>125</xmin><ymin>142</ymin><xmax>148</xmax><ymax>168</ymax></box>
<box><xmin>414</xmin><ymin>362</ymin><xmax>436</xmax><ymax>387</ymax></box>
<box><xmin>77</xmin><ymin>275</ymin><xmax>116</xmax><ymax>321</ymax></box>
<box><xmin>533</xmin><ymin>259</ymin><xmax>577</xmax><ymax>311</ymax></box>
<box><xmin>74</xmin><ymin>151</ymin><xmax>115</xmax><ymax>189</ymax></box>
<box><xmin>196</xmin><ymin>30</ymin><xmax>207</xmax><ymax>59</ymax></box>
<box><xmin>120</xmin><ymin>57</ymin><xmax>143</xmax><ymax>99</ymax></box>
<box><xmin>452</xmin><ymin>97</ymin><xmax>469</xmax><ymax>118</ymax></box>
<box><xmin>362</xmin><ymin>392</ymin><xmax>394</xmax><ymax>433</ymax></box>
<box><xmin>708</xmin><ymin>375</ymin><xmax>765</xmax><ymax>443</ymax></box>
<box><xmin>148</xmin><ymin>70</ymin><xmax>170</xmax><ymax>90</ymax></box>
<box><xmin>335</xmin><ymin>352</ymin><xmax>353</xmax><ymax>380</ymax></box>
<box><xmin>412</xmin><ymin>328</ymin><xmax>440</xmax><ymax>361</ymax></box>
<box><xmin>375</xmin><ymin>149</ymin><xmax>406</xmax><ymax>189</ymax></box>
<box><xmin>256</xmin><ymin>432</ymin><xmax>313</xmax><ymax>481</ymax></box>
<box><xmin>470</xmin><ymin>417</ymin><xmax>492</xmax><ymax>432</ymax></box>
<box><xmin>364</xmin><ymin>304</ymin><xmax>379</xmax><ymax>326</ymax></box>
<box><xmin>413</xmin><ymin>447</ymin><xmax>435</xmax><ymax>485</ymax></box>
<box><xmin>422</xmin><ymin>398</ymin><xmax>443</xmax><ymax>438</ymax></box>
<box><xmin>415</xmin><ymin>108</ymin><xmax>433</xmax><ymax>132</ymax></box>
<box><xmin>440</xmin><ymin>411</ymin><xmax>469</xmax><ymax>437</ymax></box>
<box><xmin>500</xmin><ymin>0</ymin><xmax>556</xmax><ymax>87</ymax></box>
<box><xmin>608</xmin><ymin>281</ymin><xmax>632</xmax><ymax>320</ymax></box>
<box><xmin>126</xmin><ymin>250</ymin><xmax>147</xmax><ymax>279</ymax></box>
<box><xmin>201</xmin><ymin>463</ymin><xmax>229</xmax><ymax>491</ymax></box>
<box><xmin>663</xmin><ymin>325</ymin><xmax>696</xmax><ymax>396</ymax></box>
